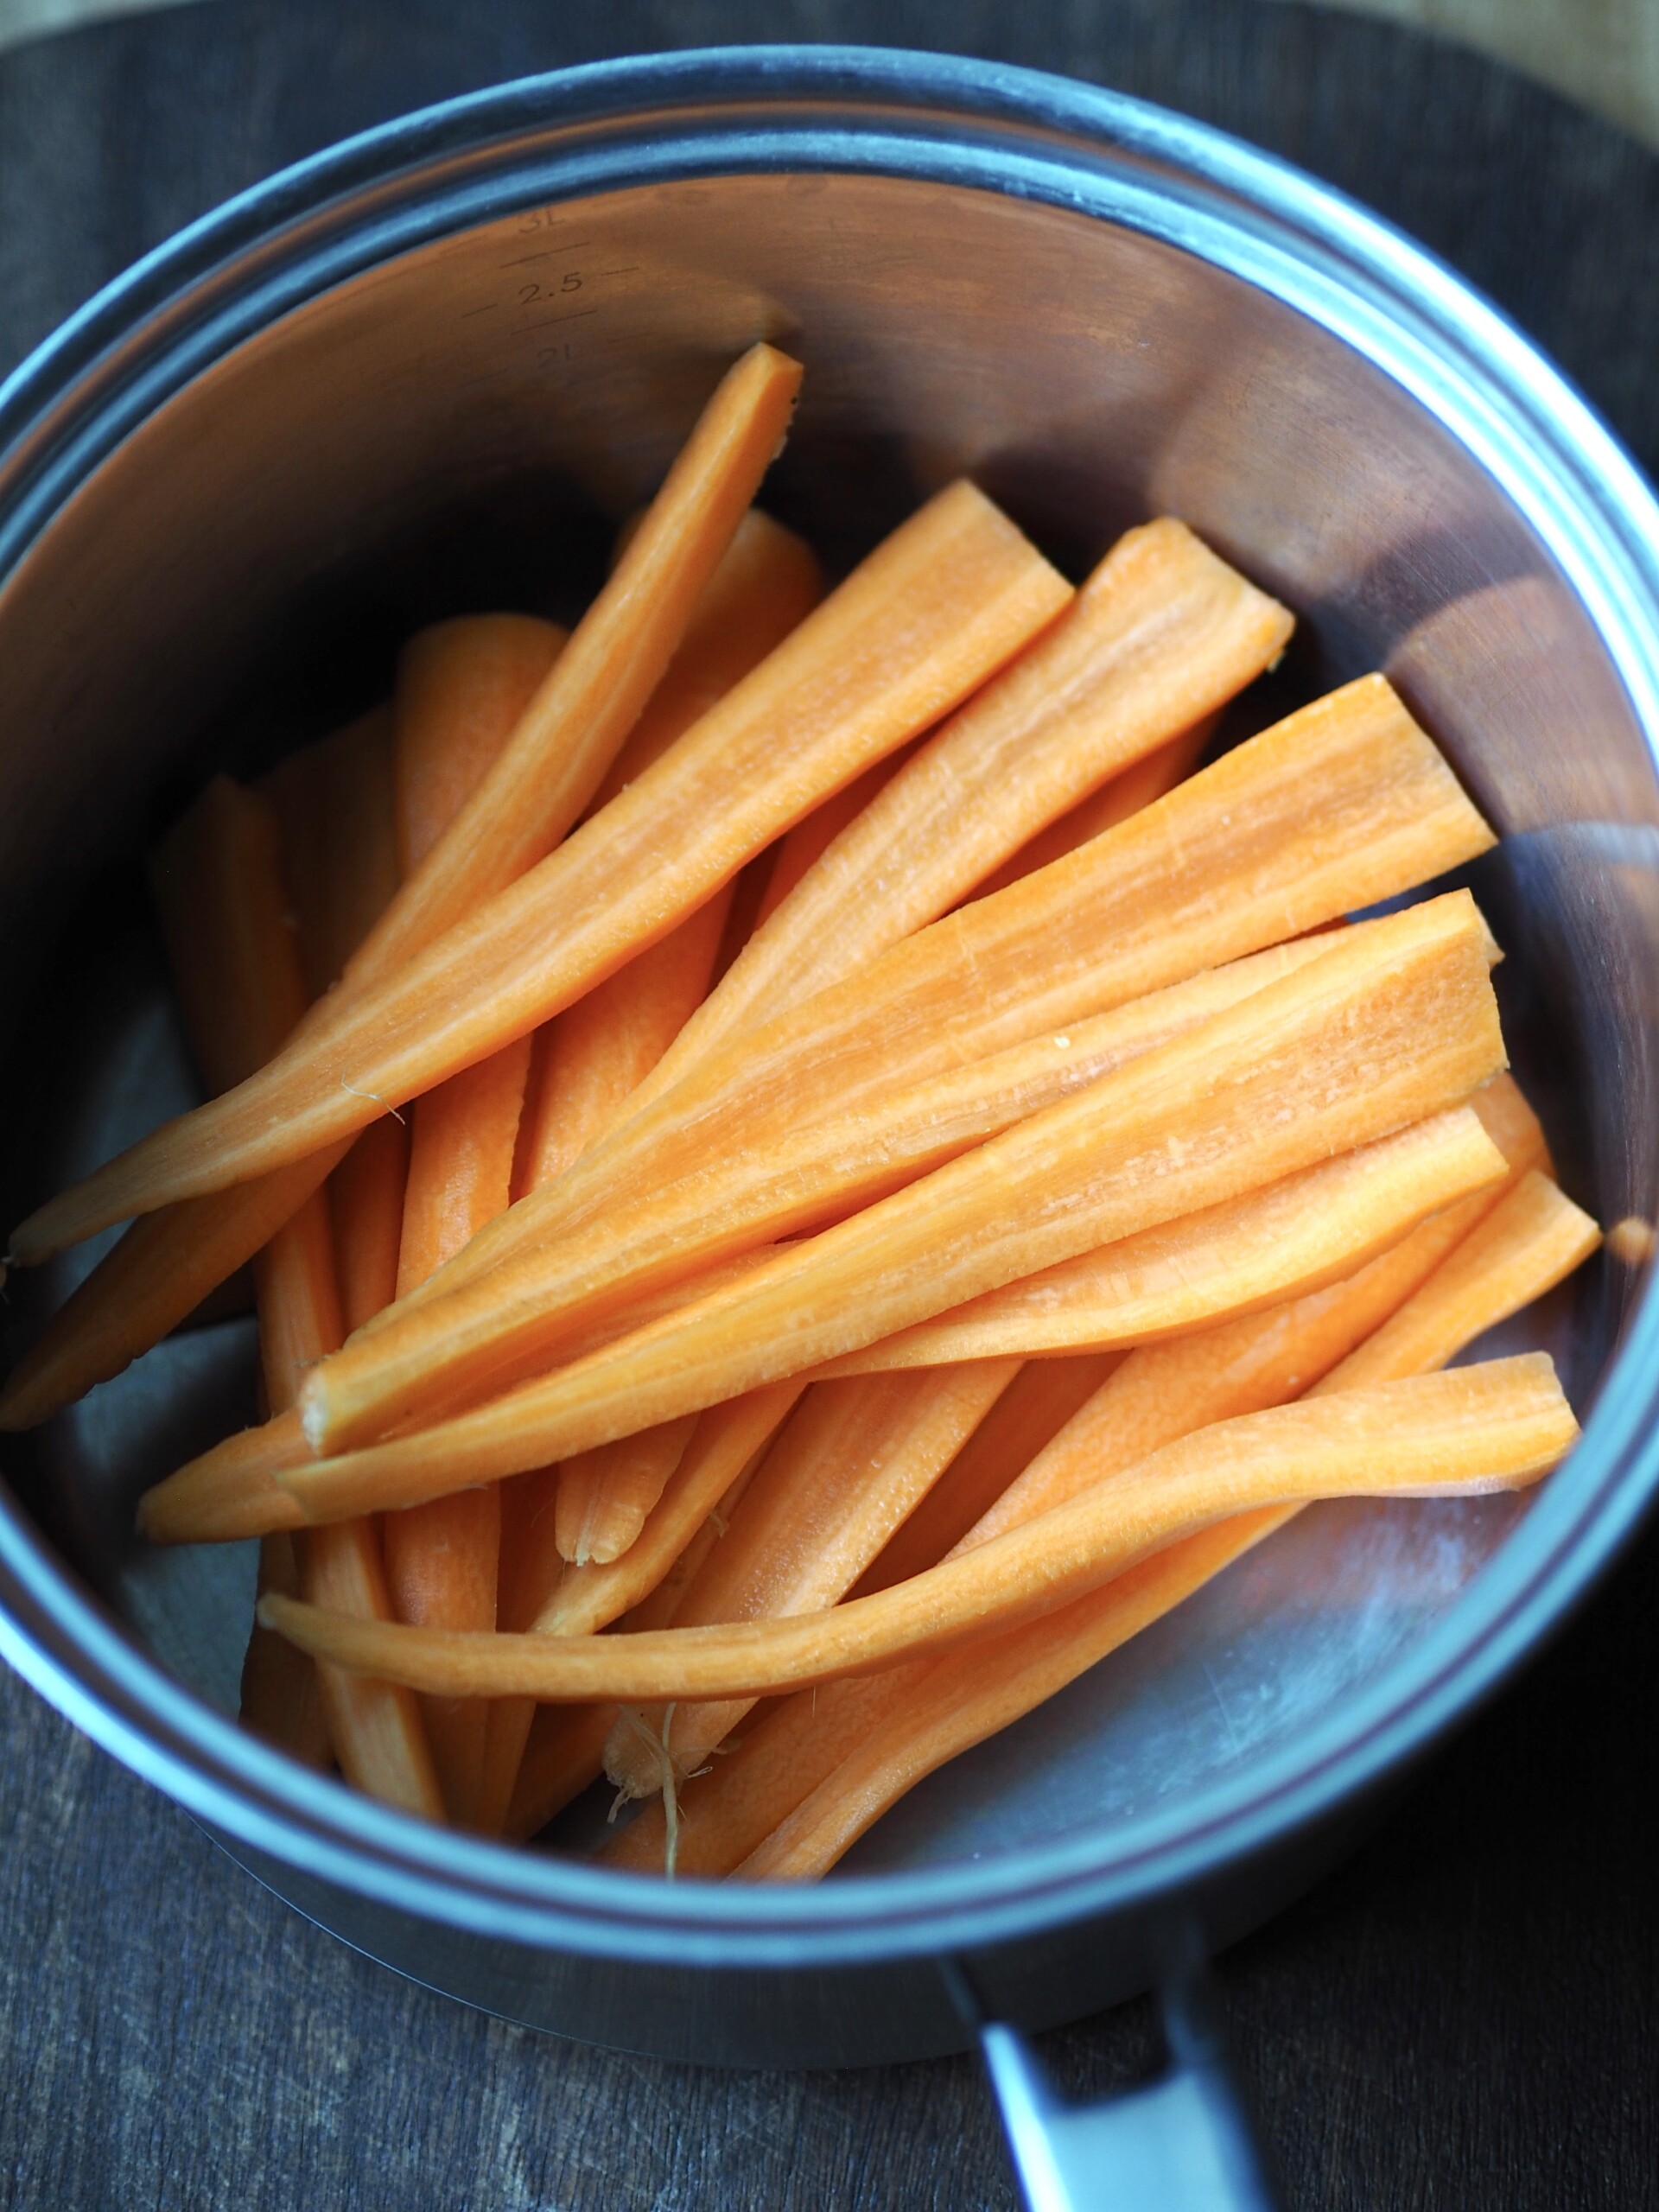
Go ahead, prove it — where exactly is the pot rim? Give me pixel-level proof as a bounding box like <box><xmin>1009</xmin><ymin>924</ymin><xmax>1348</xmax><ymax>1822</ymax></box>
<box><xmin>3</xmin><ymin>42</ymin><xmax>1658</xmax><ymax>1970</ymax></box>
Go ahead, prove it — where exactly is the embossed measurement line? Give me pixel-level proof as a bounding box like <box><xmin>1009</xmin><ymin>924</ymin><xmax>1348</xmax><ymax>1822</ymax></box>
<box><xmin>500</xmin><ymin>243</ymin><xmax>592</xmax><ymax>265</ymax></box>
<box><xmin>518</xmin><ymin>308</ymin><xmax>601</xmax><ymax>333</ymax></box>
<box><xmin>461</xmin><ymin>302</ymin><xmax>500</xmax><ymax>317</ymax></box>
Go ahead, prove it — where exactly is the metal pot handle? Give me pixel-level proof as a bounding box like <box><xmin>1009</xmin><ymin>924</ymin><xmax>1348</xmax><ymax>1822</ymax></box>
<box><xmin>949</xmin><ymin>1955</ymin><xmax>1281</xmax><ymax>2211</ymax></box>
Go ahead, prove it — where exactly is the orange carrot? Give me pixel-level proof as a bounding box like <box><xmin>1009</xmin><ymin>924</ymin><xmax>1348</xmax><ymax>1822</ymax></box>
<box><xmin>392</xmin><ymin>616</ymin><xmax>567</xmax><ymax>876</ymax></box>
<box><xmin>602</xmin><ymin>1362</ymin><xmax>1020</xmax><ymax>1801</ymax></box>
<box><xmin>0</xmin><ymin>699</ymin><xmax>385</xmax><ymax>1429</ymax></box>
<box><xmin>146</xmin><ymin>775</ymin><xmax>440</xmax><ymax>1807</ymax></box>
<box><xmin>329</xmin><ymin>1122</ymin><xmax>410</xmax><ymax>1337</ymax></box>
<box><xmin>556</xmin><ymin>1415</ymin><xmax>700</xmax><ymax>1568</ymax></box>
<box><xmin>607</xmin><ymin>1073</ymin><xmax>1551</xmax><ymax>1873</ymax></box>
<box><xmin>265</xmin><ymin>704</ymin><xmax>401</xmax><ymax>1000</ymax></box>
<box><xmin>276</xmin><ymin>889</ymin><xmax>1506</xmax><ymax>1516</ymax></box>
<box><xmin>346</xmin><ymin>671</ymin><xmax>1496</xmax><ymax>1395</ymax></box>
<box><xmin>736</xmin><ymin>1161</ymin><xmax>1596</xmax><ymax>1880</ymax></box>
<box><xmin>471</xmin><ymin>1385</ymin><xmax>799</xmax><ymax>1835</ymax></box>
<box><xmin>821</xmin><ymin>1103</ymin><xmax>1506</xmax><ymax>1371</ymax></box>
<box><xmin>968</xmin><ymin>715</ymin><xmax>1216</xmax><ymax>902</ymax></box>
<box><xmin>848</xmin><ymin>1356</ymin><xmax>1118</xmax><ymax>1602</ymax></box>
<box><xmin>582</xmin><ymin>508</ymin><xmax>824</xmax><ymax>814</ymax></box>
<box><xmin>634</xmin><ymin>517</ymin><xmax>1290</xmax><ymax>1103</ymax></box>
<box><xmin>13</xmin><ymin>478</ymin><xmax>1067</xmax><ymax>1258</ymax></box>
<box><xmin>238</xmin><ymin>1530</ymin><xmax>331</xmax><ymax>1768</ymax></box>
<box><xmin>257</xmin><ymin>1357</ymin><xmax>1579</xmax><ymax>1704</ymax></box>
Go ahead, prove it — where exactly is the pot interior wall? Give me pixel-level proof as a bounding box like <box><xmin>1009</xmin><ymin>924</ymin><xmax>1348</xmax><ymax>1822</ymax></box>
<box><xmin>1</xmin><ymin>169</ymin><xmax>1655</xmax><ymax>1884</ymax></box>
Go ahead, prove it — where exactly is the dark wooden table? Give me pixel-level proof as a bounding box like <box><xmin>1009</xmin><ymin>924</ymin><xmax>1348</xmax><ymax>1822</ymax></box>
<box><xmin>3</xmin><ymin>5</ymin><xmax>1658</xmax><ymax>2206</ymax></box>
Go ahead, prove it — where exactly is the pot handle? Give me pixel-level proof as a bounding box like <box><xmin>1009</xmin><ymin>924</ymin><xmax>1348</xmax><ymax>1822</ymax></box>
<box><xmin>950</xmin><ymin>1955</ymin><xmax>1281</xmax><ymax>2211</ymax></box>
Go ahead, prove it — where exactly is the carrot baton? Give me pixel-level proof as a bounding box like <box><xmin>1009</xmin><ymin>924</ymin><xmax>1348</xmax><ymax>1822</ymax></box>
<box><xmin>272</xmin><ymin>887</ymin><xmax>1507</xmax><ymax>1516</ymax></box>
<box><xmin>608</xmin><ymin>1072</ymin><xmax>1551</xmax><ymax>1872</ymax></box>
<box><xmin>13</xmin><ymin>478</ymin><xmax>1067</xmax><ymax>1257</ymax></box>
<box><xmin>967</xmin><ymin>715</ymin><xmax>1217</xmax><ymax>902</ymax></box>
<box><xmin>141</xmin><ymin>777</ymin><xmax>338</xmax><ymax>1766</ymax></box>
<box><xmin>632</xmin><ymin>517</ymin><xmax>1291</xmax><ymax>1103</ymax></box>
<box><xmin>821</xmin><ymin>1103</ymin><xmax>1507</xmax><ymax>1371</ymax></box>
<box><xmin>0</xmin><ymin>644</ymin><xmax>545</xmax><ymax>1428</ymax></box>
<box><xmin>351</xmin><ymin>671</ymin><xmax>1497</xmax><ymax>1368</ymax></box>
<box><xmin>602</xmin><ymin>1362</ymin><xmax>1021</xmax><ymax>1800</ymax></box>
<box><xmin>146</xmin><ymin>775</ymin><xmax>442</xmax><ymax>1808</ymax></box>
<box><xmin>473</xmin><ymin>1384</ymin><xmax>799</xmax><ymax>1835</ymax></box>
<box><xmin>556</xmin><ymin>1416</ymin><xmax>701</xmax><ymax>1569</ymax></box>
<box><xmin>735</xmin><ymin>1166</ymin><xmax>1598</xmax><ymax>1881</ymax></box>
<box><xmin>257</xmin><ymin>1356</ymin><xmax>1579</xmax><ymax>1703</ymax></box>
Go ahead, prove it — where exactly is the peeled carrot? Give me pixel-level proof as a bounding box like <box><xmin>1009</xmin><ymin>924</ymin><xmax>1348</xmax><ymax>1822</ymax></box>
<box><xmin>607</xmin><ymin>1075</ymin><xmax>1550</xmax><ymax>1874</ymax></box>
<box><xmin>347</xmin><ymin>671</ymin><xmax>1496</xmax><ymax>1392</ymax></box>
<box><xmin>275</xmin><ymin>889</ymin><xmax>1505</xmax><ymax>1519</ymax></box>
<box><xmin>145</xmin><ymin>775</ymin><xmax>441</xmax><ymax>1808</ymax></box>
<box><xmin>1313</xmin><ymin>1169</ymin><xmax>1599</xmax><ymax>1392</ymax></box>
<box><xmin>556</xmin><ymin>1415</ymin><xmax>700</xmax><ymax>1568</ymax></box>
<box><xmin>4</xmin><ymin>341</ymin><xmax>798</xmax><ymax>1309</ymax></box>
<box><xmin>0</xmin><ymin>689</ymin><xmax>422</xmax><ymax>1427</ymax></box>
<box><xmin>736</xmin><ymin>1153</ymin><xmax>1596</xmax><ymax>1880</ymax></box>
<box><xmin>822</xmin><ymin>1103</ymin><xmax>1506</xmax><ymax>1371</ymax></box>
<box><xmin>850</xmin><ymin>1355</ymin><xmax>1122</xmax><ymax>1599</ymax></box>
<box><xmin>604</xmin><ymin>1362</ymin><xmax>1020</xmax><ymax>1799</ymax></box>
<box><xmin>265</xmin><ymin>704</ymin><xmax>402</xmax><ymax>1000</ymax></box>
<box><xmin>329</xmin><ymin>1121</ymin><xmax>410</xmax><ymax>1337</ymax></box>
<box><xmin>139</xmin><ymin>779</ymin><xmax>329</xmax><ymax>1764</ymax></box>
<box><xmin>471</xmin><ymin>1384</ymin><xmax>798</xmax><ymax>1836</ymax></box>
<box><xmin>967</xmin><ymin>715</ymin><xmax>1217</xmax><ymax>902</ymax></box>
<box><xmin>632</xmin><ymin>518</ymin><xmax>1290</xmax><ymax>1104</ymax></box>
<box><xmin>257</xmin><ymin>1357</ymin><xmax>1579</xmax><ymax>1703</ymax></box>
<box><xmin>581</xmin><ymin>508</ymin><xmax>824</xmax><ymax>815</ymax></box>
<box><xmin>13</xmin><ymin>478</ymin><xmax>1068</xmax><ymax>1259</ymax></box>
<box><xmin>393</xmin><ymin>616</ymin><xmax>568</xmax><ymax>876</ymax></box>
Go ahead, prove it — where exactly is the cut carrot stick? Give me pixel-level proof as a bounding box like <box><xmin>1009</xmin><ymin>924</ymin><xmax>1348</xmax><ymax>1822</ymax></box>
<box><xmin>257</xmin><ymin>1357</ymin><xmax>1579</xmax><ymax>1702</ymax></box>
<box><xmin>501</xmin><ymin>1705</ymin><xmax>620</xmax><ymax>1842</ymax></box>
<box><xmin>821</xmin><ymin>1103</ymin><xmax>1506</xmax><ymax>1371</ymax></box>
<box><xmin>513</xmin><ymin>510</ymin><xmax>823</xmax><ymax>1203</ymax></box>
<box><xmin>966</xmin><ymin>715</ymin><xmax>1217</xmax><ymax>903</ymax></box>
<box><xmin>607</xmin><ymin>1075</ymin><xmax>1550</xmax><ymax>1875</ymax></box>
<box><xmin>265</xmin><ymin>704</ymin><xmax>401</xmax><ymax>1000</ymax></box>
<box><xmin>329</xmin><ymin>1121</ymin><xmax>410</xmax><ymax>1337</ymax></box>
<box><xmin>602</xmin><ymin>1362</ymin><xmax>1020</xmax><ymax>1801</ymax></box>
<box><xmin>353</xmin><ymin>671</ymin><xmax>1497</xmax><ymax>1378</ymax></box>
<box><xmin>326</xmin><ymin>932</ymin><xmax>1356</xmax><ymax>1443</ymax></box>
<box><xmin>582</xmin><ymin>508</ymin><xmax>824</xmax><ymax>815</ymax></box>
<box><xmin>13</xmin><ymin>478</ymin><xmax>1068</xmax><ymax>1259</ymax></box>
<box><xmin>145</xmin><ymin>775</ymin><xmax>441</xmax><ymax>1808</ymax></box>
<box><xmin>1313</xmin><ymin>1169</ymin><xmax>1599</xmax><ymax>1391</ymax></box>
<box><xmin>344</xmin><ymin>343</ymin><xmax>804</xmax><ymax>991</ymax></box>
<box><xmin>515</xmin><ymin>899</ymin><xmax>734</xmax><ymax>1196</ymax></box>
<box><xmin>735</xmin><ymin>1152</ymin><xmax>1596</xmax><ymax>1880</ymax></box>
<box><xmin>556</xmin><ymin>1414</ymin><xmax>700</xmax><ymax>1568</ymax></box>
<box><xmin>752</xmin><ymin>747</ymin><xmax>919</xmax><ymax>930</ymax></box>
<box><xmin>850</xmin><ymin>1355</ymin><xmax>1122</xmax><ymax>1599</ymax></box>
<box><xmin>635</xmin><ymin>518</ymin><xmax>1291</xmax><ymax>1103</ymax></box>
<box><xmin>0</xmin><ymin>705</ymin><xmax>397</xmax><ymax>1431</ymax></box>
<box><xmin>134</xmin><ymin>1249</ymin><xmax>777</xmax><ymax>1548</ymax></box>
<box><xmin>276</xmin><ymin>889</ymin><xmax>1506</xmax><ymax>1516</ymax></box>
<box><xmin>141</xmin><ymin>779</ymin><xmax>330</xmax><ymax>1766</ymax></box>
<box><xmin>393</xmin><ymin>615</ymin><xmax>568</xmax><ymax>876</ymax></box>
<box><xmin>471</xmin><ymin>1385</ymin><xmax>799</xmax><ymax>1835</ymax></box>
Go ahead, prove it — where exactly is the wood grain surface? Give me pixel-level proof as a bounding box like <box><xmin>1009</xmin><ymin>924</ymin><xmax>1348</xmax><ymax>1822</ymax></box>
<box><xmin>3</xmin><ymin>4</ymin><xmax>1658</xmax><ymax>2207</ymax></box>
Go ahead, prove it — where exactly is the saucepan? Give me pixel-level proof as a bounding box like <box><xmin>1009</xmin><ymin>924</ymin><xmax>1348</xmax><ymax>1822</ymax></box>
<box><xmin>3</xmin><ymin>48</ymin><xmax>1658</xmax><ymax>2209</ymax></box>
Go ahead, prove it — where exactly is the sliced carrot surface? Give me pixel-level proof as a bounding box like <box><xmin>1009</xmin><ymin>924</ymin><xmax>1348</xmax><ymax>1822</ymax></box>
<box><xmin>257</xmin><ymin>1357</ymin><xmax>1578</xmax><ymax>1703</ymax></box>
<box><xmin>274</xmin><ymin>890</ymin><xmax>1504</xmax><ymax>1516</ymax></box>
<box><xmin>633</xmin><ymin>516</ymin><xmax>1292</xmax><ymax>1103</ymax></box>
<box><xmin>354</xmin><ymin>671</ymin><xmax>1495</xmax><ymax>1366</ymax></box>
<box><xmin>13</xmin><ymin>479</ymin><xmax>1067</xmax><ymax>1257</ymax></box>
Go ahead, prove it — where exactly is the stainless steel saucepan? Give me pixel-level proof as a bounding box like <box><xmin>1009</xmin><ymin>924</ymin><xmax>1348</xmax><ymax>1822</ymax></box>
<box><xmin>3</xmin><ymin>48</ymin><xmax>1657</xmax><ymax>2209</ymax></box>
